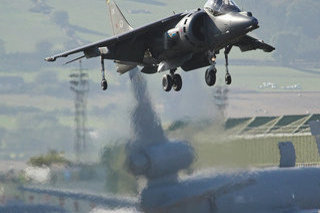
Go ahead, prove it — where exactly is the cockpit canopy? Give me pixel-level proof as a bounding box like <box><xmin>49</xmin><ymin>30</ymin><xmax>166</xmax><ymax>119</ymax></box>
<box><xmin>205</xmin><ymin>0</ymin><xmax>241</xmax><ymax>15</ymax></box>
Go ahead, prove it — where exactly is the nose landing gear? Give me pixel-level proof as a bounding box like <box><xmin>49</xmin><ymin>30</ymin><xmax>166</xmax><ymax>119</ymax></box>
<box><xmin>224</xmin><ymin>45</ymin><xmax>232</xmax><ymax>86</ymax></box>
<box><xmin>205</xmin><ymin>46</ymin><xmax>233</xmax><ymax>88</ymax></box>
<box><xmin>205</xmin><ymin>52</ymin><xmax>217</xmax><ymax>87</ymax></box>
<box><xmin>205</xmin><ymin>67</ymin><xmax>217</xmax><ymax>87</ymax></box>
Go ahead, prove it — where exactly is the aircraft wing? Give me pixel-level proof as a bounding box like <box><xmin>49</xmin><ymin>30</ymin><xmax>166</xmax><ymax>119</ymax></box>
<box><xmin>45</xmin><ymin>13</ymin><xmax>185</xmax><ymax>63</ymax></box>
<box><xmin>233</xmin><ymin>35</ymin><xmax>275</xmax><ymax>53</ymax></box>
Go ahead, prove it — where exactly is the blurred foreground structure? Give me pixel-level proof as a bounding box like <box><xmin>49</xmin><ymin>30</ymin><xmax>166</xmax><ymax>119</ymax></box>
<box><xmin>1</xmin><ymin>113</ymin><xmax>320</xmax><ymax>212</ymax></box>
<box><xmin>1</xmin><ymin>70</ymin><xmax>320</xmax><ymax>212</ymax></box>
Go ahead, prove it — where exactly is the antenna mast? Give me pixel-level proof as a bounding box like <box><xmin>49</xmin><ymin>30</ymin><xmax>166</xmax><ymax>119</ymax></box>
<box><xmin>70</xmin><ymin>60</ymin><xmax>89</xmax><ymax>160</ymax></box>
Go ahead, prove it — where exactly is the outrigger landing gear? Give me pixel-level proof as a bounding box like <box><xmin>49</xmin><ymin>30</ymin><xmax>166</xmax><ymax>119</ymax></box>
<box><xmin>205</xmin><ymin>52</ymin><xmax>217</xmax><ymax>87</ymax></box>
<box><xmin>100</xmin><ymin>57</ymin><xmax>108</xmax><ymax>91</ymax></box>
<box><xmin>162</xmin><ymin>69</ymin><xmax>182</xmax><ymax>92</ymax></box>
<box><xmin>224</xmin><ymin>45</ymin><xmax>232</xmax><ymax>85</ymax></box>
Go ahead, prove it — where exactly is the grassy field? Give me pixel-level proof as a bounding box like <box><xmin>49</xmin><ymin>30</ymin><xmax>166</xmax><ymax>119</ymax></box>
<box><xmin>58</xmin><ymin>115</ymin><xmax>113</xmax><ymax>130</ymax></box>
<box><xmin>224</xmin><ymin>65</ymin><xmax>320</xmax><ymax>91</ymax></box>
<box><xmin>193</xmin><ymin>136</ymin><xmax>320</xmax><ymax>169</ymax></box>
<box><xmin>0</xmin><ymin>63</ymin><xmax>319</xmax><ymax>133</ymax></box>
<box><xmin>1</xmin><ymin>63</ymin><xmax>319</xmax><ymax>92</ymax></box>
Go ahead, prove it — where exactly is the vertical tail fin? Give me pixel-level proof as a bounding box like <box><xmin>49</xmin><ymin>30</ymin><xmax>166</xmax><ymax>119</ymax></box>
<box><xmin>107</xmin><ymin>0</ymin><xmax>133</xmax><ymax>35</ymax></box>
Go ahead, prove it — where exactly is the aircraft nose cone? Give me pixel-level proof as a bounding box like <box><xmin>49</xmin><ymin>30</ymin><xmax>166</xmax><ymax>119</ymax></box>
<box><xmin>251</xmin><ymin>17</ymin><xmax>259</xmax><ymax>27</ymax></box>
<box><xmin>240</xmin><ymin>15</ymin><xmax>259</xmax><ymax>31</ymax></box>
<box><xmin>243</xmin><ymin>16</ymin><xmax>258</xmax><ymax>27</ymax></box>
<box><xmin>228</xmin><ymin>13</ymin><xmax>259</xmax><ymax>32</ymax></box>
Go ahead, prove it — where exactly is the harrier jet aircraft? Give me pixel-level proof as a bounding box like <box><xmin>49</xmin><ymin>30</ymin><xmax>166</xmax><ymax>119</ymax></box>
<box><xmin>45</xmin><ymin>0</ymin><xmax>275</xmax><ymax>92</ymax></box>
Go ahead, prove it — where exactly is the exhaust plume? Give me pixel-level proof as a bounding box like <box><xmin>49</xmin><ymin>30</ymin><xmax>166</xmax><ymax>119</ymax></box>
<box><xmin>128</xmin><ymin>68</ymin><xmax>168</xmax><ymax>147</ymax></box>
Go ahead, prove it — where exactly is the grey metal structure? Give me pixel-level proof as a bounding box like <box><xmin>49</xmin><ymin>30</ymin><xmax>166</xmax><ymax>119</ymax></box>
<box><xmin>69</xmin><ymin>61</ymin><xmax>89</xmax><ymax>158</ymax></box>
<box><xmin>45</xmin><ymin>0</ymin><xmax>275</xmax><ymax>93</ymax></box>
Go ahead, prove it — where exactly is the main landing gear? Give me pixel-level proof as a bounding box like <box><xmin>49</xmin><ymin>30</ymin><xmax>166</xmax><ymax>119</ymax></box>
<box><xmin>100</xmin><ymin>57</ymin><xmax>108</xmax><ymax>91</ymax></box>
<box><xmin>162</xmin><ymin>69</ymin><xmax>182</xmax><ymax>92</ymax></box>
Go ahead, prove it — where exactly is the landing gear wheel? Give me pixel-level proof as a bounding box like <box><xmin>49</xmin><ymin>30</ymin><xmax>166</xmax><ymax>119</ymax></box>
<box><xmin>162</xmin><ymin>74</ymin><xmax>173</xmax><ymax>92</ymax></box>
<box><xmin>205</xmin><ymin>68</ymin><xmax>217</xmax><ymax>87</ymax></box>
<box><xmin>225</xmin><ymin>73</ymin><xmax>232</xmax><ymax>85</ymax></box>
<box><xmin>101</xmin><ymin>79</ymin><xmax>108</xmax><ymax>91</ymax></box>
<box><xmin>172</xmin><ymin>74</ymin><xmax>182</xmax><ymax>92</ymax></box>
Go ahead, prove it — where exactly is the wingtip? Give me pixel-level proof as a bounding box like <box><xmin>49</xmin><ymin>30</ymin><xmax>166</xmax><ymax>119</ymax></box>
<box><xmin>266</xmin><ymin>46</ymin><xmax>276</xmax><ymax>53</ymax></box>
<box><xmin>44</xmin><ymin>57</ymin><xmax>56</xmax><ymax>62</ymax></box>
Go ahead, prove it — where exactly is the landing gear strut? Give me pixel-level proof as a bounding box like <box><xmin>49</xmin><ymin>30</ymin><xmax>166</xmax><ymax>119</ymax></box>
<box><xmin>224</xmin><ymin>45</ymin><xmax>232</xmax><ymax>85</ymax></box>
<box><xmin>162</xmin><ymin>69</ymin><xmax>182</xmax><ymax>92</ymax></box>
<box><xmin>100</xmin><ymin>57</ymin><xmax>108</xmax><ymax>91</ymax></box>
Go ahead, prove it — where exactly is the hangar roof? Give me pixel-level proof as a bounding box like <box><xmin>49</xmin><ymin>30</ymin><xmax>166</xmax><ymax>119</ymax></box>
<box><xmin>225</xmin><ymin>114</ymin><xmax>320</xmax><ymax>137</ymax></box>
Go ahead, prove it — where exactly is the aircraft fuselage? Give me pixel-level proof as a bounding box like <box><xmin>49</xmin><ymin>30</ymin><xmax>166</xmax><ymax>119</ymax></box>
<box><xmin>45</xmin><ymin>0</ymin><xmax>274</xmax><ymax>92</ymax></box>
<box><xmin>149</xmin><ymin>9</ymin><xmax>259</xmax><ymax>71</ymax></box>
